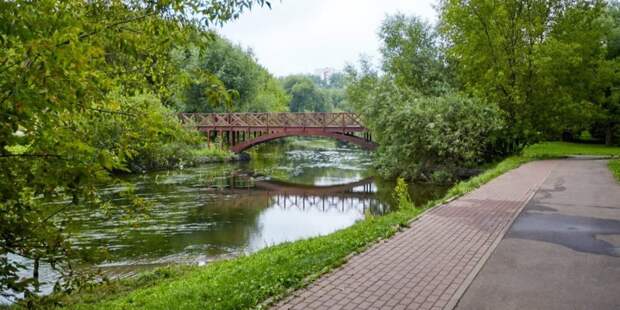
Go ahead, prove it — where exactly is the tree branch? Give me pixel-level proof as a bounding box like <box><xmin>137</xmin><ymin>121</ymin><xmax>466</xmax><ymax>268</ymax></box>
<box><xmin>83</xmin><ymin>107</ymin><xmax>136</xmax><ymax>116</ymax></box>
<box><xmin>0</xmin><ymin>154</ymin><xmax>64</xmax><ymax>159</ymax></box>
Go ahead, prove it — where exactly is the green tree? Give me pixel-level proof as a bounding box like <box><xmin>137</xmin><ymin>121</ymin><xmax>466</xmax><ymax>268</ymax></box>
<box><xmin>439</xmin><ymin>0</ymin><xmax>608</xmax><ymax>149</ymax></box>
<box><xmin>0</xmin><ymin>0</ymin><xmax>268</xmax><ymax>303</ymax></box>
<box><xmin>181</xmin><ymin>34</ymin><xmax>288</xmax><ymax>113</ymax></box>
<box><xmin>379</xmin><ymin>13</ymin><xmax>452</xmax><ymax>95</ymax></box>
<box><xmin>347</xmin><ymin>74</ymin><xmax>504</xmax><ymax>181</ymax></box>
<box><xmin>281</xmin><ymin>75</ymin><xmax>330</xmax><ymax>112</ymax></box>
<box><xmin>594</xmin><ymin>1</ymin><xmax>620</xmax><ymax>145</ymax></box>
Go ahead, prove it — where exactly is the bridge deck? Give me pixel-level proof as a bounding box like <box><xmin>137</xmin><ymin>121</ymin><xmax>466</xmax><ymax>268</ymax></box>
<box><xmin>179</xmin><ymin>112</ymin><xmax>367</xmax><ymax>131</ymax></box>
<box><xmin>179</xmin><ymin>112</ymin><xmax>376</xmax><ymax>152</ymax></box>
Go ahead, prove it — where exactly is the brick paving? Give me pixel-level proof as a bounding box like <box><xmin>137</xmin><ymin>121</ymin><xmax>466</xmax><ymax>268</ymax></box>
<box><xmin>274</xmin><ymin>160</ymin><xmax>558</xmax><ymax>310</ymax></box>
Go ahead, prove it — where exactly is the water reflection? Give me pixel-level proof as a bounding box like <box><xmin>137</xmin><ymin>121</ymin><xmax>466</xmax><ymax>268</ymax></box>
<box><xmin>67</xmin><ymin>176</ymin><xmax>387</xmax><ymax>270</ymax></box>
<box><xmin>6</xmin><ymin>139</ymin><xmax>448</xmax><ymax>301</ymax></box>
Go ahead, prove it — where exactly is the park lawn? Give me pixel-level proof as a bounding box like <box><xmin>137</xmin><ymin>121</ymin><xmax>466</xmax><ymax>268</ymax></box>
<box><xmin>523</xmin><ymin>141</ymin><xmax>620</xmax><ymax>158</ymax></box>
<box><xmin>54</xmin><ymin>141</ymin><xmax>619</xmax><ymax>310</ymax></box>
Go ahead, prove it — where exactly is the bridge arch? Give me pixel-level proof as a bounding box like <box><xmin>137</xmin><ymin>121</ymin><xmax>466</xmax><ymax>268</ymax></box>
<box><xmin>229</xmin><ymin>130</ymin><xmax>377</xmax><ymax>153</ymax></box>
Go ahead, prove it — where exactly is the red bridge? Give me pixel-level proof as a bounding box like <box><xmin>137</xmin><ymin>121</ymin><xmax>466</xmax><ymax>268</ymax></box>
<box><xmin>179</xmin><ymin>112</ymin><xmax>377</xmax><ymax>153</ymax></box>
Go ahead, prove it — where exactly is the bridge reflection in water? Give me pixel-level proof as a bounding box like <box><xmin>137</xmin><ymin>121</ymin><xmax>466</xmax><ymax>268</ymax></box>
<box><xmin>203</xmin><ymin>176</ymin><xmax>389</xmax><ymax>216</ymax></box>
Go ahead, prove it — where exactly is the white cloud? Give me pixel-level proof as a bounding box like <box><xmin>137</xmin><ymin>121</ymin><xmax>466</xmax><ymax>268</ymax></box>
<box><xmin>217</xmin><ymin>0</ymin><xmax>438</xmax><ymax>76</ymax></box>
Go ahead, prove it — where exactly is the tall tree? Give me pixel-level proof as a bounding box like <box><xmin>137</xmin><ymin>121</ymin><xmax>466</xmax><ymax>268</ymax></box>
<box><xmin>439</xmin><ymin>0</ymin><xmax>608</xmax><ymax>149</ymax></box>
<box><xmin>596</xmin><ymin>1</ymin><xmax>620</xmax><ymax>144</ymax></box>
<box><xmin>379</xmin><ymin>14</ymin><xmax>452</xmax><ymax>95</ymax></box>
<box><xmin>281</xmin><ymin>75</ymin><xmax>329</xmax><ymax>112</ymax></box>
<box><xmin>180</xmin><ymin>34</ymin><xmax>288</xmax><ymax>113</ymax></box>
<box><xmin>0</xmin><ymin>0</ymin><xmax>269</xmax><ymax>302</ymax></box>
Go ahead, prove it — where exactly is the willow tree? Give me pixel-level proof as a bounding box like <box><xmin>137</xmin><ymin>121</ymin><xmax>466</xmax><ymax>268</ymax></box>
<box><xmin>0</xmin><ymin>0</ymin><xmax>269</xmax><ymax>304</ymax></box>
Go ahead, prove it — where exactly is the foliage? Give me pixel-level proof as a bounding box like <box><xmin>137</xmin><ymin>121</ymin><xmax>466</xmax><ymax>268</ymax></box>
<box><xmin>393</xmin><ymin>178</ymin><xmax>414</xmax><ymax>209</ymax></box>
<box><xmin>348</xmin><ymin>76</ymin><xmax>504</xmax><ymax>181</ymax></box>
<box><xmin>609</xmin><ymin>160</ymin><xmax>620</xmax><ymax>182</ymax></box>
<box><xmin>379</xmin><ymin>14</ymin><xmax>453</xmax><ymax>96</ymax></box>
<box><xmin>345</xmin><ymin>13</ymin><xmax>505</xmax><ymax>181</ymax></box>
<box><xmin>280</xmin><ymin>75</ymin><xmax>330</xmax><ymax>112</ymax></box>
<box><xmin>190</xmin><ymin>145</ymin><xmax>235</xmax><ymax>161</ymax></box>
<box><xmin>439</xmin><ymin>0</ymin><xmax>610</xmax><ymax>149</ymax></box>
<box><xmin>100</xmin><ymin>94</ymin><xmax>202</xmax><ymax>173</ymax></box>
<box><xmin>279</xmin><ymin>72</ymin><xmax>352</xmax><ymax>112</ymax></box>
<box><xmin>0</xmin><ymin>0</ymin><xmax>269</xmax><ymax>303</ymax></box>
<box><xmin>180</xmin><ymin>35</ymin><xmax>289</xmax><ymax>113</ymax></box>
<box><xmin>593</xmin><ymin>1</ymin><xmax>620</xmax><ymax>145</ymax></box>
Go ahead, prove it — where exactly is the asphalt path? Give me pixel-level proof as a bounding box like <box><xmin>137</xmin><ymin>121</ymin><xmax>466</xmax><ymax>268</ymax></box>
<box><xmin>456</xmin><ymin>159</ymin><xmax>620</xmax><ymax>310</ymax></box>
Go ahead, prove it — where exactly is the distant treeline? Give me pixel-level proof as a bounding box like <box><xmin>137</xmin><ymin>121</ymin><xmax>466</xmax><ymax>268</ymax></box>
<box><xmin>174</xmin><ymin>33</ymin><xmax>349</xmax><ymax>114</ymax></box>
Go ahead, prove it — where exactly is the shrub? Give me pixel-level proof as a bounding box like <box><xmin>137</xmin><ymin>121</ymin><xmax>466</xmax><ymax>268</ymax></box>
<box><xmin>354</xmin><ymin>80</ymin><xmax>504</xmax><ymax>181</ymax></box>
<box><xmin>93</xmin><ymin>93</ymin><xmax>201</xmax><ymax>172</ymax></box>
<box><xmin>393</xmin><ymin>177</ymin><xmax>414</xmax><ymax>209</ymax></box>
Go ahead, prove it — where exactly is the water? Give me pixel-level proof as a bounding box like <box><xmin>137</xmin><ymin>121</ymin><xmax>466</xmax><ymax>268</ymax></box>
<box><xmin>5</xmin><ymin>138</ymin><xmax>448</xmax><ymax>301</ymax></box>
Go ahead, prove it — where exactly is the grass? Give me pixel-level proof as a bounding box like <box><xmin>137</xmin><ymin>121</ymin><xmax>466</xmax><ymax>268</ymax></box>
<box><xmin>522</xmin><ymin>141</ymin><xmax>620</xmax><ymax>158</ymax></box>
<box><xmin>609</xmin><ymin>160</ymin><xmax>620</xmax><ymax>182</ymax></box>
<box><xmin>190</xmin><ymin>145</ymin><xmax>234</xmax><ymax>161</ymax></box>
<box><xmin>47</xmin><ymin>141</ymin><xmax>620</xmax><ymax>310</ymax></box>
<box><xmin>59</xmin><ymin>208</ymin><xmax>422</xmax><ymax>309</ymax></box>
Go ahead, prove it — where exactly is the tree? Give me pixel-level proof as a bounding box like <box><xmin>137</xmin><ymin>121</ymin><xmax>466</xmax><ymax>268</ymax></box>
<box><xmin>379</xmin><ymin>14</ymin><xmax>452</xmax><ymax>96</ymax></box>
<box><xmin>0</xmin><ymin>0</ymin><xmax>269</xmax><ymax>303</ymax></box>
<box><xmin>347</xmin><ymin>76</ymin><xmax>504</xmax><ymax>181</ymax></box>
<box><xmin>595</xmin><ymin>1</ymin><xmax>620</xmax><ymax>145</ymax></box>
<box><xmin>281</xmin><ymin>75</ymin><xmax>329</xmax><ymax>112</ymax></box>
<box><xmin>439</xmin><ymin>0</ymin><xmax>608</xmax><ymax>149</ymax></box>
<box><xmin>180</xmin><ymin>34</ymin><xmax>288</xmax><ymax>113</ymax></box>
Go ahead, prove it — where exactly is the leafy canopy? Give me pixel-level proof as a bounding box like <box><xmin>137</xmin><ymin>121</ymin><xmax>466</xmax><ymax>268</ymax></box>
<box><xmin>0</xmin><ymin>0</ymin><xmax>268</xmax><ymax>303</ymax></box>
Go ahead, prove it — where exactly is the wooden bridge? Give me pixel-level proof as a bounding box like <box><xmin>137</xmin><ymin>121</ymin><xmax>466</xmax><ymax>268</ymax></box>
<box><xmin>179</xmin><ymin>112</ymin><xmax>377</xmax><ymax>153</ymax></box>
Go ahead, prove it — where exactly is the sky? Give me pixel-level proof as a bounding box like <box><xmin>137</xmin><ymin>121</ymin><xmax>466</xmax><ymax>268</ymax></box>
<box><xmin>217</xmin><ymin>0</ymin><xmax>438</xmax><ymax>76</ymax></box>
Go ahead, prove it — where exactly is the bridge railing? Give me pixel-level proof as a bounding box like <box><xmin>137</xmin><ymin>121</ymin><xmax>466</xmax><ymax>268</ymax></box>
<box><xmin>179</xmin><ymin>112</ymin><xmax>366</xmax><ymax>130</ymax></box>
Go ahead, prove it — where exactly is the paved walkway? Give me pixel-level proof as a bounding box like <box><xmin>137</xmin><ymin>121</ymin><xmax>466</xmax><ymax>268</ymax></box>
<box><xmin>275</xmin><ymin>160</ymin><xmax>558</xmax><ymax>310</ymax></box>
<box><xmin>456</xmin><ymin>159</ymin><xmax>620</xmax><ymax>310</ymax></box>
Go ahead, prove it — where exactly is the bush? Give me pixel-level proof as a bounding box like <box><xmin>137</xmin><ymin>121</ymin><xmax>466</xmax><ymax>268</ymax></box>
<box><xmin>353</xmin><ymin>80</ymin><xmax>504</xmax><ymax>181</ymax></box>
<box><xmin>94</xmin><ymin>93</ymin><xmax>201</xmax><ymax>172</ymax></box>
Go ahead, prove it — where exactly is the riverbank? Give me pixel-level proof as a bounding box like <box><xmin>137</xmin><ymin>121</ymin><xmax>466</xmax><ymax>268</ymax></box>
<box><xmin>137</xmin><ymin>138</ymin><xmax>342</xmax><ymax>173</ymax></box>
<box><xmin>44</xmin><ymin>142</ymin><xmax>620</xmax><ymax>309</ymax></box>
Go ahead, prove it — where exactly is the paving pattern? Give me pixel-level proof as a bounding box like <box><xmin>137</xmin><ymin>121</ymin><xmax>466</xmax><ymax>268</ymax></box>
<box><xmin>274</xmin><ymin>160</ymin><xmax>557</xmax><ymax>310</ymax></box>
<box><xmin>455</xmin><ymin>159</ymin><xmax>620</xmax><ymax>310</ymax></box>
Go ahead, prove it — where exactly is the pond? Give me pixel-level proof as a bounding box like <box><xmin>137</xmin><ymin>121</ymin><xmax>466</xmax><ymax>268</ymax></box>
<box><xmin>5</xmin><ymin>138</ymin><xmax>448</xmax><ymax>301</ymax></box>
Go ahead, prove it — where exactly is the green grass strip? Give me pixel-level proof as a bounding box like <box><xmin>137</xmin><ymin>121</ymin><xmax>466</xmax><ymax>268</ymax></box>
<box><xmin>609</xmin><ymin>159</ymin><xmax>620</xmax><ymax>182</ymax></box>
<box><xmin>522</xmin><ymin>141</ymin><xmax>620</xmax><ymax>158</ymax></box>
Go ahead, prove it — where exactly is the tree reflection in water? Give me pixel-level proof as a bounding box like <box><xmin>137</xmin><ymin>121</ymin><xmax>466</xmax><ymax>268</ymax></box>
<box><xmin>54</xmin><ymin>139</ymin><xmax>447</xmax><ymax>280</ymax></box>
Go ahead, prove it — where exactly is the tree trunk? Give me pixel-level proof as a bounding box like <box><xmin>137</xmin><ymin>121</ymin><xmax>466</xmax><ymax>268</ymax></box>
<box><xmin>605</xmin><ymin>125</ymin><xmax>613</xmax><ymax>146</ymax></box>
